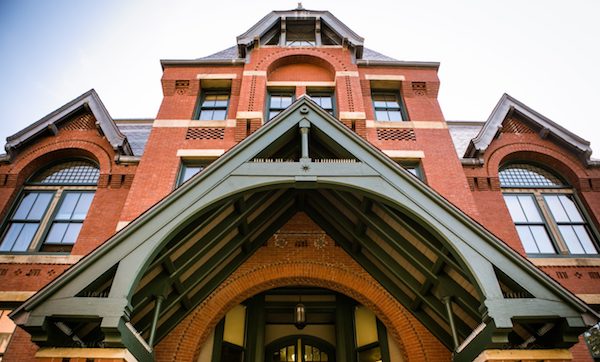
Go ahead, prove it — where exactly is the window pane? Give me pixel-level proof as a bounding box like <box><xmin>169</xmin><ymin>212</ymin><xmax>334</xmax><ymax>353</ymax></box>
<box><xmin>61</xmin><ymin>223</ymin><xmax>83</xmax><ymax>245</ymax></box>
<box><xmin>388</xmin><ymin>110</ymin><xmax>403</xmax><ymax>121</ymax></box>
<box><xmin>544</xmin><ymin>195</ymin><xmax>569</xmax><ymax>222</ymax></box>
<box><xmin>499</xmin><ymin>164</ymin><xmax>563</xmax><ymax>188</ymax></box>
<box><xmin>558</xmin><ymin>195</ymin><xmax>584</xmax><ymax>222</ymax></box>
<box><xmin>56</xmin><ymin>193</ymin><xmax>80</xmax><ymax>220</ymax></box>
<box><xmin>560</xmin><ymin>225</ymin><xmax>594</xmax><ymax>254</ymax></box>
<box><xmin>517</xmin><ymin>195</ymin><xmax>543</xmax><ymax>223</ymax></box>
<box><xmin>31</xmin><ymin>160</ymin><xmax>99</xmax><ymax>185</ymax></box>
<box><xmin>504</xmin><ymin>195</ymin><xmax>527</xmax><ymax>223</ymax></box>
<box><xmin>530</xmin><ymin>225</ymin><xmax>556</xmax><ymax>254</ymax></box>
<box><xmin>180</xmin><ymin>165</ymin><xmax>204</xmax><ymax>184</ymax></box>
<box><xmin>72</xmin><ymin>193</ymin><xmax>94</xmax><ymax>220</ymax></box>
<box><xmin>212</xmin><ymin>110</ymin><xmax>226</xmax><ymax>120</ymax></box>
<box><xmin>375</xmin><ymin>110</ymin><xmax>389</xmax><ymax>121</ymax></box>
<box><xmin>280</xmin><ymin>96</ymin><xmax>292</xmax><ymax>108</ymax></box>
<box><xmin>45</xmin><ymin>223</ymin><xmax>68</xmax><ymax>244</ymax></box>
<box><xmin>27</xmin><ymin>193</ymin><xmax>53</xmax><ymax>220</ymax></box>
<box><xmin>269</xmin><ymin>110</ymin><xmax>280</xmax><ymax>120</ymax></box>
<box><xmin>12</xmin><ymin>223</ymin><xmax>38</xmax><ymax>251</ymax></box>
<box><xmin>202</xmin><ymin>97</ymin><xmax>216</xmax><ymax>107</ymax></box>
<box><xmin>0</xmin><ymin>224</ymin><xmax>25</xmax><ymax>251</ymax></box>
<box><xmin>199</xmin><ymin>110</ymin><xmax>214</xmax><ymax>120</ymax></box>
<box><xmin>516</xmin><ymin>226</ymin><xmax>539</xmax><ymax>253</ymax></box>
<box><xmin>13</xmin><ymin>193</ymin><xmax>37</xmax><ymax>219</ymax></box>
<box><xmin>573</xmin><ymin>225</ymin><xmax>598</xmax><ymax>254</ymax></box>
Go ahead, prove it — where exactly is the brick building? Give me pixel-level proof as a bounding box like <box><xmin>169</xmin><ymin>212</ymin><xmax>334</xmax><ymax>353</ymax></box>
<box><xmin>1</xmin><ymin>6</ymin><xmax>600</xmax><ymax>362</ymax></box>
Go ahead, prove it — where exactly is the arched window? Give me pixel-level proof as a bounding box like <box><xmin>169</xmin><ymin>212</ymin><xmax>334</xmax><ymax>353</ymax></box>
<box><xmin>0</xmin><ymin>160</ymin><xmax>99</xmax><ymax>253</ymax></box>
<box><xmin>500</xmin><ymin>163</ymin><xmax>598</xmax><ymax>255</ymax></box>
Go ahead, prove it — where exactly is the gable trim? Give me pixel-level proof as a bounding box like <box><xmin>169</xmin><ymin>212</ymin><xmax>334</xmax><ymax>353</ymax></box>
<box><xmin>4</xmin><ymin>89</ymin><xmax>133</xmax><ymax>160</ymax></box>
<box><xmin>465</xmin><ymin>93</ymin><xmax>592</xmax><ymax>163</ymax></box>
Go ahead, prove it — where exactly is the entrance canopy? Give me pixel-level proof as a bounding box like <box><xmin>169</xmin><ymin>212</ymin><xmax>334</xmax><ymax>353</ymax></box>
<box><xmin>11</xmin><ymin>97</ymin><xmax>597</xmax><ymax>361</ymax></box>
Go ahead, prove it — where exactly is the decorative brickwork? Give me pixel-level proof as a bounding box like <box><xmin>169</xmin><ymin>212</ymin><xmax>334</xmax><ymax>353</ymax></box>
<box><xmin>61</xmin><ymin>113</ymin><xmax>96</xmax><ymax>130</ymax></box>
<box><xmin>155</xmin><ymin>213</ymin><xmax>450</xmax><ymax>362</ymax></box>
<box><xmin>501</xmin><ymin>117</ymin><xmax>535</xmax><ymax>134</ymax></box>
<box><xmin>377</xmin><ymin>128</ymin><xmax>416</xmax><ymax>141</ymax></box>
<box><xmin>412</xmin><ymin>81</ymin><xmax>427</xmax><ymax>96</ymax></box>
<box><xmin>185</xmin><ymin>127</ymin><xmax>225</xmax><ymax>140</ymax></box>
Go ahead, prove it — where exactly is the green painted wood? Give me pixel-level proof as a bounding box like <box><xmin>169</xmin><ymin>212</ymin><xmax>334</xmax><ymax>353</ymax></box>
<box><xmin>307</xmin><ymin>193</ymin><xmax>475</xmax><ymax>337</ymax></box>
<box><xmin>376</xmin><ymin>319</ymin><xmax>391</xmax><ymax>362</ymax></box>
<box><xmin>335</xmin><ymin>294</ymin><xmax>356</xmax><ymax>362</ymax></box>
<box><xmin>245</xmin><ymin>295</ymin><xmax>265</xmax><ymax>362</ymax></box>
<box><xmin>211</xmin><ymin>319</ymin><xmax>225</xmax><ymax>362</ymax></box>
<box><xmin>12</xmin><ymin>97</ymin><xmax>595</xmax><ymax>356</ymax></box>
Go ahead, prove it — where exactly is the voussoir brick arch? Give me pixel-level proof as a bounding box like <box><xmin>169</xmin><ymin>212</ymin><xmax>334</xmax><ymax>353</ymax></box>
<box><xmin>255</xmin><ymin>47</ymin><xmax>349</xmax><ymax>72</ymax></box>
<box><xmin>486</xmin><ymin>142</ymin><xmax>590</xmax><ymax>188</ymax></box>
<box><xmin>155</xmin><ymin>260</ymin><xmax>450</xmax><ymax>362</ymax></box>
<box><xmin>7</xmin><ymin>139</ymin><xmax>113</xmax><ymax>187</ymax></box>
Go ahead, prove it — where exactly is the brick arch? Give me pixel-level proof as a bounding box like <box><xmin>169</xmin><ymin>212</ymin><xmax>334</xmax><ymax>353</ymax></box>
<box><xmin>7</xmin><ymin>139</ymin><xmax>113</xmax><ymax>186</ymax></box>
<box><xmin>254</xmin><ymin>47</ymin><xmax>349</xmax><ymax>72</ymax></box>
<box><xmin>485</xmin><ymin>142</ymin><xmax>589</xmax><ymax>188</ymax></box>
<box><xmin>155</xmin><ymin>257</ymin><xmax>450</xmax><ymax>362</ymax></box>
<box><xmin>267</xmin><ymin>54</ymin><xmax>336</xmax><ymax>80</ymax></box>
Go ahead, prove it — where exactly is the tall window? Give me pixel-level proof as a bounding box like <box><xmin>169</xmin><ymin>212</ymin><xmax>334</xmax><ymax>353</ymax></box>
<box><xmin>0</xmin><ymin>160</ymin><xmax>99</xmax><ymax>253</ymax></box>
<box><xmin>268</xmin><ymin>91</ymin><xmax>294</xmax><ymax>120</ymax></box>
<box><xmin>308</xmin><ymin>91</ymin><xmax>334</xmax><ymax>115</ymax></box>
<box><xmin>500</xmin><ymin>163</ymin><xmax>598</xmax><ymax>255</ymax></box>
<box><xmin>372</xmin><ymin>92</ymin><xmax>405</xmax><ymax>121</ymax></box>
<box><xmin>195</xmin><ymin>92</ymin><xmax>229</xmax><ymax>121</ymax></box>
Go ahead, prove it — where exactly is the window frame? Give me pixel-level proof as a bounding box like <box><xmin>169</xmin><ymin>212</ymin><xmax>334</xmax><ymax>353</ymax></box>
<box><xmin>500</xmin><ymin>164</ymin><xmax>600</xmax><ymax>257</ymax></box>
<box><xmin>0</xmin><ymin>160</ymin><xmax>98</xmax><ymax>254</ymax></box>
<box><xmin>176</xmin><ymin>161</ymin><xmax>212</xmax><ymax>187</ymax></box>
<box><xmin>307</xmin><ymin>90</ymin><xmax>336</xmax><ymax>116</ymax></box>
<box><xmin>267</xmin><ymin>89</ymin><xmax>295</xmax><ymax>121</ymax></box>
<box><xmin>193</xmin><ymin>90</ymin><xmax>230</xmax><ymax>121</ymax></box>
<box><xmin>371</xmin><ymin>91</ymin><xmax>408</xmax><ymax>122</ymax></box>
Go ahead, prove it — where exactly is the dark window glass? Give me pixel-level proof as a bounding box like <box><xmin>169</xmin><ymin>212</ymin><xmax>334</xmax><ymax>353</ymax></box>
<box><xmin>499</xmin><ymin>164</ymin><xmax>563</xmax><ymax>188</ymax></box>
<box><xmin>177</xmin><ymin>163</ymin><xmax>207</xmax><ymax>186</ymax></box>
<box><xmin>196</xmin><ymin>93</ymin><xmax>229</xmax><ymax>121</ymax></box>
<box><xmin>268</xmin><ymin>92</ymin><xmax>294</xmax><ymax>120</ymax></box>
<box><xmin>503</xmin><ymin>194</ymin><xmax>555</xmax><ymax>254</ymax></box>
<box><xmin>44</xmin><ymin>192</ymin><xmax>94</xmax><ymax>245</ymax></box>
<box><xmin>31</xmin><ymin>160</ymin><xmax>99</xmax><ymax>185</ymax></box>
<box><xmin>501</xmin><ymin>164</ymin><xmax>598</xmax><ymax>255</ymax></box>
<box><xmin>308</xmin><ymin>93</ymin><xmax>334</xmax><ymax>115</ymax></box>
<box><xmin>372</xmin><ymin>92</ymin><xmax>404</xmax><ymax>121</ymax></box>
<box><xmin>544</xmin><ymin>194</ymin><xmax>597</xmax><ymax>254</ymax></box>
<box><xmin>1</xmin><ymin>160</ymin><xmax>99</xmax><ymax>253</ymax></box>
<box><xmin>0</xmin><ymin>192</ymin><xmax>53</xmax><ymax>252</ymax></box>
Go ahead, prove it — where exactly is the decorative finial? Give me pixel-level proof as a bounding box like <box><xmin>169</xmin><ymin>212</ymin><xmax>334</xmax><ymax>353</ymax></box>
<box><xmin>296</xmin><ymin>2</ymin><xmax>304</xmax><ymax>10</ymax></box>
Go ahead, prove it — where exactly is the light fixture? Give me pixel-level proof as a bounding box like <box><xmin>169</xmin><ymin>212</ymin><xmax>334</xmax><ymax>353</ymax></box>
<box><xmin>294</xmin><ymin>296</ymin><xmax>306</xmax><ymax>329</ymax></box>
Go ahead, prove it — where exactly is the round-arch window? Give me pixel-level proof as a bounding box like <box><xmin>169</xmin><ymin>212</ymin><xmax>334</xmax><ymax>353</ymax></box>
<box><xmin>500</xmin><ymin>163</ymin><xmax>598</xmax><ymax>255</ymax></box>
<box><xmin>499</xmin><ymin>163</ymin><xmax>563</xmax><ymax>188</ymax></box>
<box><xmin>0</xmin><ymin>160</ymin><xmax>99</xmax><ymax>253</ymax></box>
<box><xmin>29</xmin><ymin>160</ymin><xmax>99</xmax><ymax>185</ymax></box>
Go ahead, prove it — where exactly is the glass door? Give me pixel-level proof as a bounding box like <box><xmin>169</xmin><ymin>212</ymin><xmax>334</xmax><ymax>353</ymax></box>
<box><xmin>267</xmin><ymin>335</ymin><xmax>334</xmax><ymax>362</ymax></box>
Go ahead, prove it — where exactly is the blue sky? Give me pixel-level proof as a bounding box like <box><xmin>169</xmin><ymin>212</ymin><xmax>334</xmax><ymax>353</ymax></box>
<box><xmin>1</xmin><ymin>0</ymin><xmax>599</xmax><ymax>156</ymax></box>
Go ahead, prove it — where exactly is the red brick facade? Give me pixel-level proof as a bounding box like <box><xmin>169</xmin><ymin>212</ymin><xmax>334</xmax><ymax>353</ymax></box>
<box><xmin>0</xmin><ymin>8</ymin><xmax>599</xmax><ymax>362</ymax></box>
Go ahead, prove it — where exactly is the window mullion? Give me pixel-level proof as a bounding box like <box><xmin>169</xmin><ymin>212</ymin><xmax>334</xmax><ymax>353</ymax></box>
<box><xmin>535</xmin><ymin>192</ymin><xmax>569</xmax><ymax>254</ymax></box>
<box><xmin>30</xmin><ymin>189</ymin><xmax>63</xmax><ymax>252</ymax></box>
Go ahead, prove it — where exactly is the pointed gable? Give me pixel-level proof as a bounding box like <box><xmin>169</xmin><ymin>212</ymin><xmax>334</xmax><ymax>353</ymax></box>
<box><xmin>3</xmin><ymin>89</ymin><xmax>133</xmax><ymax>160</ymax></box>
<box><xmin>465</xmin><ymin>93</ymin><xmax>593</xmax><ymax>163</ymax></box>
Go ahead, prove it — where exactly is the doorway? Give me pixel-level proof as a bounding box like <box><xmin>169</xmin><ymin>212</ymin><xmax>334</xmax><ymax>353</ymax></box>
<box><xmin>266</xmin><ymin>335</ymin><xmax>335</xmax><ymax>362</ymax></box>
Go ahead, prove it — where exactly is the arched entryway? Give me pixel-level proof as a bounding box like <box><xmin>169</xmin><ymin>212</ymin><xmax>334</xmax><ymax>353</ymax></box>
<box><xmin>266</xmin><ymin>335</ymin><xmax>335</xmax><ymax>362</ymax></box>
